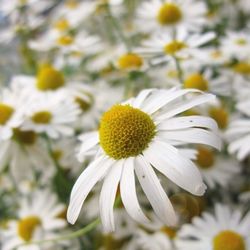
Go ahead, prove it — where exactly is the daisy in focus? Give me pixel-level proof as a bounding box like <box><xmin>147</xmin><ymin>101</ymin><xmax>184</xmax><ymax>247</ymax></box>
<box><xmin>67</xmin><ymin>88</ymin><xmax>221</xmax><ymax>232</ymax></box>
<box><xmin>176</xmin><ymin>204</ymin><xmax>250</xmax><ymax>250</ymax></box>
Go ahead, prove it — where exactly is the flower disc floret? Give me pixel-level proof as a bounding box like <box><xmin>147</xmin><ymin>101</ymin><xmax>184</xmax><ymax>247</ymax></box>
<box><xmin>184</xmin><ymin>73</ymin><xmax>208</xmax><ymax>91</ymax></box>
<box><xmin>99</xmin><ymin>104</ymin><xmax>156</xmax><ymax>159</ymax></box>
<box><xmin>157</xmin><ymin>3</ymin><xmax>182</xmax><ymax>26</ymax></box>
<box><xmin>213</xmin><ymin>230</ymin><xmax>245</xmax><ymax>250</ymax></box>
<box><xmin>0</xmin><ymin>103</ymin><xmax>14</xmax><ymax>125</ymax></box>
<box><xmin>196</xmin><ymin>147</ymin><xmax>215</xmax><ymax>169</ymax></box>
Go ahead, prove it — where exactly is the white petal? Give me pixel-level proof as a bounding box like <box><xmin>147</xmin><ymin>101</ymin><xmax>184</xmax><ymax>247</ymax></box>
<box><xmin>159</xmin><ymin>128</ymin><xmax>221</xmax><ymax>150</ymax></box>
<box><xmin>156</xmin><ymin>93</ymin><xmax>216</xmax><ymax>121</ymax></box>
<box><xmin>143</xmin><ymin>140</ymin><xmax>207</xmax><ymax>195</ymax></box>
<box><xmin>132</xmin><ymin>89</ymin><xmax>155</xmax><ymax>108</ymax></box>
<box><xmin>67</xmin><ymin>156</ymin><xmax>112</xmax><ymax>224</ymax></box>
<box><xmin>135</xmin><ymin>155</ymin><xmax>177</xmax><ymax>226</ymax></box>
<box><xmin>120</xmin><ymin>157</ymin><xmax>150</xmax><ymax>224</ymax></box>
<box><xmin>99</xmin><ymin>160</ymin><xmax>123</xmax><ymax>233</ymax></box>
<box><xmin>157</xmin><ymin>116</ymin><xmax>218</xmax><ymax>131</ymax></box>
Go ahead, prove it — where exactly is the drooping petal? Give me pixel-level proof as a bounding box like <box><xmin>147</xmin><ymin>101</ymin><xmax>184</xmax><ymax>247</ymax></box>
<box><xmin>135</xmin><ymin>155</ymin><xmax>177</xmax><ymax>226</ymax></box>
<box><xmin>120</xmin><ymin>157</ymin><xmax>150</xmax><ymax>224</ymax></box>
<box><xmin>143</xmin><ymin>140</ymin><xmax>207</xmax><ymax>195</ymax></box>
<box><xmin>67</xmin><ymin>156</ymin><xmax>113</xmax><ymax>224</ymax></box>
<box><xmin>99</xmin><ymin>160</ymin><xmax>124</xmax><ymax>233</ymax></box>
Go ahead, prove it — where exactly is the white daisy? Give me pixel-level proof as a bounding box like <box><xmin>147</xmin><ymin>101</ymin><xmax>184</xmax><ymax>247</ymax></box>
<box><xmin>0</xmin><ymin>87</ymin><xmax>28</xmax><ymax>141</ymax></box>
<box><xmin>194</xmin><ymin>146</ymin><xmax>240</xmax><ymax>189</ymax></box>
<box><xmin>1</xmin><ymin>189</ymin><xmax>67</xmax><ymax>250</ymax></box>
<box><xmin>136</xmin><ymin>29</ymin><xmax>215</xmax><ymax>64</ymax></box>
<box><xmin>176</xmin><ymin>204</ymin><xmax>250</xmax><ymax>250</ymax></box>
<box><xmin>21</xmin><ymin>92</ymin><xmax>80</xmax><ymax>139</ymax></box>
<box><xmin>226</xmin><ymin>100</ymin><xmax>250</xmax><ymax>160</ymax></box>
<box><xmin>221</xmin><ymin>31</ymin><xmax>250</xmax><ymax>60</ymax></box>
<box><xmin>0</xmin><ymin>129</ymin><xmax>54</xmax><ymax>182</ymax></box>
<box><xmin>136</xmin><ymin>0</ymin><xmax>207</xmax><ymax>33</ymax></box>
<box><xmin>67</xmin><ymin>88</ymin><xmax>221</xmax><ymax>232</ymax></box>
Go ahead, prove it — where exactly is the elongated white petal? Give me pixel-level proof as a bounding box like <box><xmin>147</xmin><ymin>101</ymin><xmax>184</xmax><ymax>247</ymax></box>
<box><xmin>120</xmin><ymin>157</ymin><xmax>150</xmax><ymax>224</ymax></box>
<box><xmin>99</xmin><ymin>160</ymin><xmax>123</xmax><ymax>233</ymax></box>
<box><xmin>135</xmin><ymin>155</ymin><xmax>177</xmax><ymax>226</ymax></box>
<box><xmin>159</xmin><ymin>128</ymin><xmax>221</xmax><ymax>150</ymax></box>
<box><xmin>143</xmin><ymin>140</ymin><xmax>207</xmax><ymax>195</ymax></box>
<box><xmin>132</xmin><ymin>89</ymin><xmax>155</xmax><ymax>108</ymax></box>
<box><xmin>67</xmin><ymin>156</ymin><xmax>112</xmax><ymax>224</ymax></box>
<box><xmin>157</xmin><ymin>116</ymin><xmax>218</xmax><ymax>131</ymax></box>
<box><xmin>77</xmin><ymin>132</ymin><xmax>99</xmax><ymax>162</ymax></box>
<box><xmin>156</xmin><ymin>93</ymin><xmax>216</xmax><ymax>121</ymax></box>
<box><xmin>143</xmin><ymin>88</ymin><xmax>202</xmax><ymax>115</ymax></box>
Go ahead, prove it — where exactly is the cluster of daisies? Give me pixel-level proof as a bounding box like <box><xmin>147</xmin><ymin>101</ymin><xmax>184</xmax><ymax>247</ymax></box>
<box><xmin>0</xmin><ymin>0</ymin><xmax>250</xmax><ymax>250</ymax></box>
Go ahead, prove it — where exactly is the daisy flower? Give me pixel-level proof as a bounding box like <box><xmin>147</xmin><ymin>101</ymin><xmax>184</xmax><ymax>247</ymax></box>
<box><xmin>1</xmin><ymin>190</ymin><xmax>67</xmax><ymax>250</ymax></box>
<box><xmin>226</xmin><ymin>100</ymin><xmax>250</xmax><ymax>160</ymax></box>
<box><xmin>0</xmin><ymin>129</ymin><xmax>54</xmax><ymax>182</ymax></box>
<box><xmin>136</xmin><ymin>0</ymin><xmax>207</xmax><ymax>33</ymax></box>
<box><xmin>194</xmin><ymin>146</ymin><xmax>240</xmax><ymax>189</ymax></box>
<box><xmin>21</xmin><ymin>92</ymin><xmax>80</xmax><ymax>139</ymax></box>
<box><xmin>0</xmin><ymin>87</ymin><xmax>28</xmax><ymax>141</ymax></box>
<box><xmin>176</xmin><ymin>204</ymin><xmax>250</xmax><ymax>250</ymax></box>
<box><xmin>221</xmin><ymin>31</ymin><xmax>250</xmax><ymax>60</ymax></box>
<box><xmin>67</xmin><ymin>88</ymin><xmax>221</xmax><ymax>232</ymax></box>
<box><xmin>136</xmin><ymin>29</ymin><xmax>215</xmax><ymax>64</ymax></box>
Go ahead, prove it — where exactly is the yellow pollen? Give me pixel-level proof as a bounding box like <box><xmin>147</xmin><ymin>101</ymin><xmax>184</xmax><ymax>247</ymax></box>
<box><xmin>235</xmin><ymin>38</ymin><xmax>247</xmax><ymax>46</ymax></box>
<box><xmin>184</xmin><ymin>73</ymin><xmax>209</xmax><ymax>91</ymax></box>
<box><xmin>233</xmin><ymin>62</ymin><xmax>250</xmax><ymax>75</ymax></box>
<box><xmin>99</xmin><ymin>105</ymin><xmax>156</xmax><ymax>159</ymax></box>
<box><xmin>160</xmin><ymin>226</ymin><xmax>177</xmax><ymax>239</ymax></box>
<box><xmin>210</xmin><ymin>50</ymin><xmax>222</xmax><ymax>59</ymax></box>
<box><xmin>0</xmin><ymin>103</ymin><xmax>14</xmax><ymax>125</ymax></box>
<box><xmin>164</xmin><ymin>41</ymin><xmax>187</xmax><ymax>55</ymax></box>
<box><xmin>117</xmin><ymin>53</ymin><xmax>143</xmax><ymax>70</ymax></box>
<box><xmin>213</xmin><ymin>230</ymin><xmax>245</xmax><ymax>250</ymax></box>
<box><xmin>196</xmin><ymin>147</ymin><xmax>215</xmax><ymax>169</ymax></box>
<box><xmin>157</xmin><ymin>3</ymin><xmax>182</xmax><ymax>25</ymax></box>
<box><xmin>75</xmin><ymin>97</ymin><xmax>92</xmax><ymax>112</ymax></box>
<box><xmin>32</xmin><ymin>111</ymin><xmax>52</xmax><ymax>124</ymax></box>
<box><xmin>209</xmin><ymin>107</ymin><xmax>228</xmax><ymax>129</ymax></box>
<box><xmin>57</xmin><ymin>35</ymin><xmax>74</xmax><ymax>46</ymax></box>
<box><xmin>53</xmin><ymin>18</ymin><xmax>70</xmax><ymax>31</ymax></box>
<box><xmin>18</xmin><ymin>216</ymin><xmax>41</xmax><ymax>242</ymax></box>
<box><xmin>36</xmin><ymin>65</ymin><xmax>65</xmax><ymax>91</ymax></box>
<box><xmin>65</xmin><ymin>0</ymin><xmax>79</xmax><ymax>9</ymax></box>
<box><xmin>13</xmin><ymin>129</ymin><xmax>37</xmax><ymax>145</ymax></box>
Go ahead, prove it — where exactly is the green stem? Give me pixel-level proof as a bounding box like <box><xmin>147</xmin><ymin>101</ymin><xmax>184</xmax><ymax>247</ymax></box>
<box><xmin>106</xmin><ymin>4</ymin><xmax>131</xmax><ymax>51</ymax></box>
<box><xmin>173</xmin><ymin>56</ymin><xmax>184</xmax><ymax>83</ymax></box>
<box><xmin>14</xmin><ymin>218</ymin><xmax>100</xmax><ymax>249</ymax></box>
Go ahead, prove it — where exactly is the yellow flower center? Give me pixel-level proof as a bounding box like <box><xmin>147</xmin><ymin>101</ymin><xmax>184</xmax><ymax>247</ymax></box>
<box><xmin>18</xmin><ymin>216</ymin><xmax>41</xmax><ymax>242</ymax></box>
<box><xmin>13</xmin><ymin>129</ymin><xmax>37</xmax><ymax>145</ymax></box>
<box><xmin>99</xmin><ymin>105</ymin><xmax>156</xmax><ymax>159</ymax></box>
<box><xmin>182</xmin><ymin>109</ymin><xmax>200</xmax><ymax>116</ymax></box>
<box><xmin>117</xmin><ymin>53</ymin><xmax>143</xmax><ymax>70</ymax></box>
<box><xmin>210</xmin><ymin>50</ymin><xmax>223</xmax><ymax>59</ymax></box>
<box><xmin>196</xmin><ymin>147</ymin><xmax>215</xmax><ymax>169</ymax></box>
<box><xmin>51</xmin><ymin>149</ymin><xmax>63</xmax><ymax>161</ymax></box>
<box><xmin>53</xmin><ymin>18</ymin><xmax>70</xmax><ymax>32</ymax></box>
<box><xmin>160</xmin><ymin>226</ymin><xmax>177</xmax><ymax>239</ymax></box>
<box><xmin>0</xmin><ymin>103</ymin><xmax>14</xmax><ymax>125</ymax></box>
<box><xmin>75</xmin><ymin>97</ymin><xmax>92</xmax><ymax>112</ymax></box>
<box><xmin>157</xmin><ymin>3</ymin><xmax>182</xmax><ymax>26</ymax></box>
<box><xmin>209</xmin><ymin>107</ymin><xmax>228</xmax><ymax>129</ymax></box>
<box><xmin>184</xmin><ymin>73</ymin><xmax>209</xmax><ymax>91</ymax></box>
<box><xmin>213</xmin><ymin>230</ymin><xmax>245</xmax><ymax>250</ymax></box>
<box><xmin>164</xmin><ymin>41</ymin><xmax>187</xmax><ymax>55</ymax></box>
<box><xmin>36</xmin><ymin>65</ymin><xmax>65</xmax><ymax>91</ymax></box>
<box><xmin>32</xmin><ymin>111</ymin><xmax>52</xmax><ymax>124</ymax></box>
<box><xmin>57</xmin><ymin>35</ymin><xmax>74</xmax><ymax>46</ymax></box>
<box><xmin>233</xmin><ymin>62</ymin><xmax>250</xmax><ymax>75</ymax></box>
<box><xmin>234</xmin><ymin>38</ymin><xmax>247</xmax><ymax>46</ymax></box>
<box><xmin>65</xmin><ymin>0</ymin><xmax>79</xmax><ymax>9</ymax></box>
